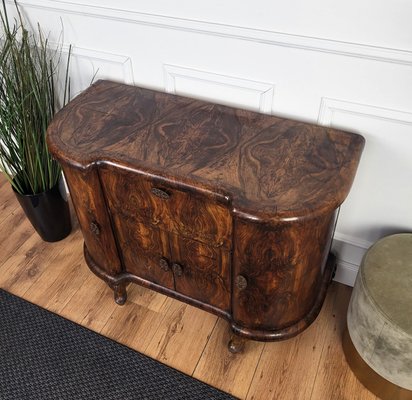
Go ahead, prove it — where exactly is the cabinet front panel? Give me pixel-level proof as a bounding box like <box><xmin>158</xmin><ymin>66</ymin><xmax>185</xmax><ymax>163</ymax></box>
<box><xmin>63</xmin><ymin>166</ymin><xmax>121</xmax><ymax>275</ymax></box>
<box><xmin>99</xmin><ymin>164</ymin><xmax>232</xmax><ymax>249</ymax></box>
<box><xmin>101</xmin><ymin>191</ymin><xmax>175</xmax><ymax>289</ymax></box>
<box><xmin>170</xmin><ymin>234</ymin><xmax>231</xmax><ymax>312</ymax></box>
<box><xmin>232</xmin><ymin>212</ymin><xmax>336</xmax><ymax>331</ymax></box>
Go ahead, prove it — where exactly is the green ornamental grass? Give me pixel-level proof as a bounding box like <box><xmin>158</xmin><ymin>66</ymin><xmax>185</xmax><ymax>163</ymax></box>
<box><xmin>0</xmin><ymin>0</ymin><xmax>70</xmax><ymax>195</ymax></box>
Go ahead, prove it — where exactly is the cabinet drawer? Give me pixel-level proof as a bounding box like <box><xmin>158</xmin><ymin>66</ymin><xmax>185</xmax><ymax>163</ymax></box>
<box><xmin>99</xmin><ymin>164</ymin><xmax>232</xmax><ymax>249</ymax></box>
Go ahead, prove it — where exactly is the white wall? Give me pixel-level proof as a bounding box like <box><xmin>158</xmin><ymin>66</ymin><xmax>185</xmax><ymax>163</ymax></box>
<box><xmin>9</xmin><ymin>0</ymin><xmax>412</xmax><ymax>286</ymax></box>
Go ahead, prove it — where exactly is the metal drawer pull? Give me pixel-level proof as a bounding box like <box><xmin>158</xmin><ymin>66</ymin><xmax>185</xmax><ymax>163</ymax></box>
<box><xmin>235</xmin><ymin>275</ymin><xmax>248</xmax><ymax>290</ymax></box>
<box><xmin>151</xmin><ymin>187</ymin><xmax>170</xmax><ymax>200</ymax></box>
<box><xmin>172</xmin><ymin>263</ymin><xmax>183</xmax><ymax>277</ymax></box>
<box><xmin>89</xmin><ymin>221</ymin><xmax>100</xmax><ymax>236</ymax></box>
<box><xmin>159</xmin><ymin>257</ymin><xmax>170</xmax><ymax>271</ymax></box>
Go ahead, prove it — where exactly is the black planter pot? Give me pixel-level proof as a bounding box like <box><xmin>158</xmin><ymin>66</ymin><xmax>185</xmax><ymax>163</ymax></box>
<box><xmin>13</xmin><ymin>177</ymin><xmax>72</xmax><ymax>242</ymax></box>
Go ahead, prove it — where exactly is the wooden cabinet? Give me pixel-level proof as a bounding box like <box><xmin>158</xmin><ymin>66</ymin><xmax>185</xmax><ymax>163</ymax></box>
<box><xmin>47</xmin><ymin>80</ymin><xmax>364</xmax><ymax>351</ymax></box>
<box><xmin>98</xmin><ymin>164</ymin><xmax>232</xmax><ymax>311</ymax></box>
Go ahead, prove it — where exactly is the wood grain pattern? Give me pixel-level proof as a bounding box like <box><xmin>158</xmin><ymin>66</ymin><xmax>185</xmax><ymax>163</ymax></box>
<box><xmin>246</xmin><ymin>282</ymin><xmax>337</xmax><ymax>400</ymax></box>
<box><xmin>0</xmin><ymin>209</ymin><xmax>37</xmax><ymax>267</ymax></box>
<box><xmin>144</xmin><ymin>301</ymin><xmax>218</xmax><ymax>375</ymax></box>
<box><xmin>0</xmin><ymin>182</ymin><xmax>19</xmax><ymax>225</ymax></box>
<box><xmin>47</xmin><ymin>80</ymin><xmax>364</xmax><ymax>222</ymax></box>
<box><xmin>99</xmin><ymin>164</ymin><xmax>233</xmax><ymax>248</ymax></box>
<box><xmin>232</xmin><ymin>212</ymin><xmax>336</xmax><ymax>333</ymax></box>
<box><xmin>170</xmin><ymin>233</ymin><xmax>231</xmax><ymax>311</ymax></box>
<box><xmin>99</xmin><ymin>295</ymin><xmax>174</xmax><ymax>353</ymax></box>
<box><xmin>47</xmin><ymin>80</ymin><xmax>364</xmax><ymax>344</ymax></box>
<box><xmin>63</xmin><ymin>166</ymin><xmax>122</xmax><ymax>276</ymax></box>
<box><xmin>0</xmin><ymin>230</ymin><xmax>80</xmax><ymax>298</ymax></box>
<box><xmin>110</xmin><ymin>215</ymin><xmax>175</xmax><ymax>290</ymax></box>
<box><xmin>59</xmin><ymin>273</ymin><xmax>119</xmax><ymax>330</ymax></box>
<box><xmin>193</xmin><ymin>318</ymin><xmax>266</xmax><ymax>398</ymax></box>
<box><xmin>22</xmin><ymin>232</ymin><xmax>86</xmax><ymax>312</ymax></box>
<box><xmin>0</xmin><ymin>174</ymin><xmax>378</xmax><ymax>399</ymax></box>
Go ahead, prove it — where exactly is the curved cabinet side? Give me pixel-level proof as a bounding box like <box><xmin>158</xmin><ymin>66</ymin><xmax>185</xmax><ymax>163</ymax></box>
<box><xmin>231</xmin><ymin>210</ymin><xmax>337</xmax><ymax>338</ymax></box>
<box><xmin>63</xmin><ymin>165</ymin><xmax>122</xmax><ymax>275</ymax></box>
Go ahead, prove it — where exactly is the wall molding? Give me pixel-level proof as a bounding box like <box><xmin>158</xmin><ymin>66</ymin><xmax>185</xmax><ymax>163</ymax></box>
<box><xmin>332</xmin><ymin>234</ymin><xmax>371</xmax><ymax>287</ymax></box>
<box><xmin>164</xmin><ymin>64</ymin><xmax>275</xmax><ymax>113</ymax></box>
<box><xmin>318</xmin><ymin>98</ymin><xmax>412</xmax><ymax>127</ymax></box>
<box><xmin>12</xmin><ymin>0</ymin><xmax>412</xmax><ymax>66</ymax></box>
<box><xmin>333</xmin><ymin>231</ymin><xmax>373</xmax><ymax>250</ymax></box>
<box><xmin>62</xmin><ymin>45</ymin><xmax>134</xmax><ymax>86</ymax></box>
<box><xmin>333</xmin><ymin>259</ymin><xmax>361</xmax><ymax>288</ymax></box>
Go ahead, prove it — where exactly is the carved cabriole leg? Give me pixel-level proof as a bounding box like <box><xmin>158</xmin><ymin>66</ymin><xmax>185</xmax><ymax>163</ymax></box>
<box><xmin>108</xmin><ymin>281</ymin><xmax>128</xmax><ymax>305</ymax></box>
<box><xmin>228</xmin><ymin>331</ymin><xmax>247</xmax><ymax>354</ymax></box>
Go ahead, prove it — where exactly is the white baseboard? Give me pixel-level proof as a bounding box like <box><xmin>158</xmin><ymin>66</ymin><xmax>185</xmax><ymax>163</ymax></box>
<box><xmin>332</xmin><ymin>233</ymin><xmax>372</xmax><ymax>286</ymax></box>
<box><xmin>333</xmin><ymin>259</ymin><xmax>360</xmax><ymax>287</ymax></box>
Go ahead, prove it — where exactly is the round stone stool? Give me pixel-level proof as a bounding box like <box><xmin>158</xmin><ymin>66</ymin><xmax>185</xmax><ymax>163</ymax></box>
<box><xmin>343</xmin><ymin>234</ymin><xmax>412</xmax><ymax>400</ymax></box>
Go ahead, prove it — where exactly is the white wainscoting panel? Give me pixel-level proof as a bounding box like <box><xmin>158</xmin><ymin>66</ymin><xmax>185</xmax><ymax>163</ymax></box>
<box><xmin>61</xmin><ymin>46</ymin><xmax>134</xmax><ymax>97</ymax></box>
<box><xmin>163</xmin><ymin>65</ymin><xmax>275</xmax><ymax>113</ymax></box>
<box><xmin>10</xmin><ymin>0</ymin><xmax>412</xmax><ymax>66</ymax></box>
<box><xmin>319</xmin><ymin>98</ymin><xmax>412</xmax><ymax>285</ymax></box>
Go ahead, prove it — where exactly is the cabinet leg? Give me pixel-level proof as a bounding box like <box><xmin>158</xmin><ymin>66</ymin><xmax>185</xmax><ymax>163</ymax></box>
<box><xmin>109</xmin><ymin>282</ymin><xmax>127</xmax><ymax>305</ymax></box>
<box><xmin>228</xmin><ymin>333</ymin><xmax>247</xmax><ymax>354</ymax></box>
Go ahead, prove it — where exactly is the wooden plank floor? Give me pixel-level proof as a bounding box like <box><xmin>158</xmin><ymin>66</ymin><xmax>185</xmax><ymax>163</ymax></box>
<box><xmin>0</xmin><ymin>175</ymin><xmax>378</xmax><ymax>400</ymax></box>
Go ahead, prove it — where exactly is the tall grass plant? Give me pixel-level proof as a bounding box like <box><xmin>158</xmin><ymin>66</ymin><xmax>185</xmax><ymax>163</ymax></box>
<box><xmin>0</xmin><ymin>0</ymin><xmax>70</xmax><ymax>195</ymax></box>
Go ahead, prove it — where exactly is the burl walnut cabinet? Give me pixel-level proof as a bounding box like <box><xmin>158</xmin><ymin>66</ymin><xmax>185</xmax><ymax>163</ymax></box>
<box><xmin>47</xmin><ymin>80</ymin><xmax>364</xmax><ymax>351</ymax></box>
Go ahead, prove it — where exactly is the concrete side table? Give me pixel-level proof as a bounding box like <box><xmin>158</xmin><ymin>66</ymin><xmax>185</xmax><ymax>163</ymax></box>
<box><xmin>343</xmin><ymin>234</ymin><xmax>412</xmax><ymax>400</ymax></box>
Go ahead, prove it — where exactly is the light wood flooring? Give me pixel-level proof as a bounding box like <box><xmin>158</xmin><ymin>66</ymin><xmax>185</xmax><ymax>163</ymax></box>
<box><xmin>0</xmin><ymin>175</ymin><xmax>378</xmax><ymax>400</ymax></box>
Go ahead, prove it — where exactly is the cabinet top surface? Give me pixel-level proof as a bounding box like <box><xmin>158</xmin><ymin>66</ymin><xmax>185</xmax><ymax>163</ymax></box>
<box><xmin>47</xmin><ymin>80</ymin><xmax>364</xmax><ymax>220</ymax></box>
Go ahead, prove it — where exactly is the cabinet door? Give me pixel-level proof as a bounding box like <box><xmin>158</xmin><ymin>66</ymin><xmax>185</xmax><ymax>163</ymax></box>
<box><xmin>169</xmin><ymin>233</ymin><xmax>231</xmax><ymax>312</ymax></box>
<box><xmin>100</xmin><ymin>179</ymin><xmax>174</xmax><ymax>289</ymax></box>
<box><xmin>63</xmin><ymin>166</ymin><xmax>121</xmax><ymax>276</ymax></box>
<box><xmin>116</xmin><ymin>215</ymin><xmax>174</xmax><ymax>289</ymax></box>
<box><xmin>232</xmin><ymin>214</ymin><xmax>336</xmax><ymax>331</ymax></box>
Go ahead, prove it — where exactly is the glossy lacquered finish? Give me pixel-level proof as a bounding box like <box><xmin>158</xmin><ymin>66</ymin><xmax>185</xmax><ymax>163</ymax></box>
<box><xmin>13</xmin><ymin>177</ymin><xmax>71</xmax><ymax>242</ymax></box>
<box><xmin>47</xmin><ymin>80</ymin><xmax>364</xmax><ymax>346</ymax></box>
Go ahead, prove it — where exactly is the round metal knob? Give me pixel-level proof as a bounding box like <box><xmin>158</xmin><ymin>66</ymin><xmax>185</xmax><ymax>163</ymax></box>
<box><xmin>159</xmin><ymin>258</ymin><xmax>169</xmax><ymax>271</ymax></box>
<box><xmin>89</xmin><ymin>221</ymin><xmax>100</xmax><ymax>236</ymax></box>
<box><xmin>172</xmin><ymin>263</ymin><xmax>183</xmax><ymax>277</ymax></box>
<box><xmin>235</xmin><ymin>275</ymin><xmax>248</xmax><ymax>290</ymax></box>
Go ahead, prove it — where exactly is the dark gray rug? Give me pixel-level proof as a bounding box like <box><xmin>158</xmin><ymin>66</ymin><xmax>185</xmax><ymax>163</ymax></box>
<box><xmin>0</xmin><ymin>289</ymin><xmax>236</xmax><ymax>400</ymax></box>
